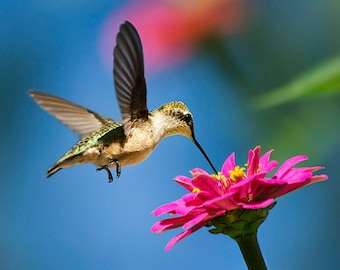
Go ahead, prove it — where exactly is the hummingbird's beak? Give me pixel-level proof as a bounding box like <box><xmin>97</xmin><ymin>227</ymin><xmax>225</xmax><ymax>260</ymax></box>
<box><xmin>192</xmin><ymin>136</ymin><xmax>218</xmax><ymax>174</ymax></box>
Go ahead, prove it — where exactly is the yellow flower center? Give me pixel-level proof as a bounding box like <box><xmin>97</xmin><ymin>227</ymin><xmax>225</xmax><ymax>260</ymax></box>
<box><xmin>211</xmin><ymin>172</ymin><xmax>228</xmax><ymax>185</ymax></box>
<box><xmin>228</xmin><ymin>166</ymin><xmax>246</xmax><ymax>182</ymax></box>
<box><xmin>192</xmin><ymin>187</ymin><xmax>200</xmax><ymax>193</ymax></box>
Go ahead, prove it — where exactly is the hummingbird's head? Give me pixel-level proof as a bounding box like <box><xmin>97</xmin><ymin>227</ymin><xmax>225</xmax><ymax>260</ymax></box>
<box><xmin>157</xmin><ymin>101</ymin><xmax>195</xmax><ymax>139</ymax></box>
<box><xmin>156</xmin><ymin>101</ymin><xmax>218</xmax><ymax>174</ymax></box>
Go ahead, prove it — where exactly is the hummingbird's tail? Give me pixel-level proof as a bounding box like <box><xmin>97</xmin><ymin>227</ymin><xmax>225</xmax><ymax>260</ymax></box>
<box><xmin>45</xmin><ymin>151</ymin><xmax>89</xmax><ymax>178</ymax></box>
<box><xmin>46</xmin><ymin>164</ymin><xmax>62</xmax><ymax>178</ymax></box>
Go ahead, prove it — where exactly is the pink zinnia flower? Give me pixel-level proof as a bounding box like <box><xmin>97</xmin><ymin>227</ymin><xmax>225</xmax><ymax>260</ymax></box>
<box><xmin>151</xmin><ymin>146</ymin><xmax>328</xmax><ymax>251</ymax></box>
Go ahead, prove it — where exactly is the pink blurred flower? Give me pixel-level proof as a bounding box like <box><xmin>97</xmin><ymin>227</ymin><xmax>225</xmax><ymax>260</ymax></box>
<box><xmin>151</xmin><ymin>146</ymin><xmax>328</xmax><ymax>251</ymax></box>
<box><xmin>99</xmin><ymin>0</ymin><xmax>246</xmax><ymax>71</ymax></box>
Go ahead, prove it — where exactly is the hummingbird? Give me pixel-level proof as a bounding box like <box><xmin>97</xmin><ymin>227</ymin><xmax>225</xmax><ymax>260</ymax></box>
<box><xmin>30</xmin><ymin>21</ymin><xmax>217</xmax><ymax>182</ymax></box>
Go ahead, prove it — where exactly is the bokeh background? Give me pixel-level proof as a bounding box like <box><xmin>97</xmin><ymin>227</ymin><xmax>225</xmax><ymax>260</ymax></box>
<box><xmin>1</xmin><ymin>0</ymin><xmax>339</xmax><ymax>269</ymax></box>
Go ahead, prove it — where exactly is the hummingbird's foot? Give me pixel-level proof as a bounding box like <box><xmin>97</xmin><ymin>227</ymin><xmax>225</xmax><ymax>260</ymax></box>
<box><xmin>96</xmin><ymin>159</ymin><xmax>121</xmax><ymax>183</ymax></box>
<box><xmin>113</xmin><ymin>159</ymin><xmax>121</xmax><ymax>178</ymax></box>
<box><xmin>97</xmin><ymin>166</ymin><xmax>113</xmax><ymax>182</ymax></box>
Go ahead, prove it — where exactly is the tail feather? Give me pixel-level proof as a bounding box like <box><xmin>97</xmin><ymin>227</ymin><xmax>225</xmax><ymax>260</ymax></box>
<box><xmin>45</xmin><ymin>144</ymin><xmax>97</xmax><ymax>178</ymax></box>
<box><xmin>46</xmin><ymin>153</ymin><xmax>86</xmax><ymax>178</ymax></box>
<box><xmin>47</xmin><ymin>164</ymin><xmax>62</xmax><ymax>178</ymax></box>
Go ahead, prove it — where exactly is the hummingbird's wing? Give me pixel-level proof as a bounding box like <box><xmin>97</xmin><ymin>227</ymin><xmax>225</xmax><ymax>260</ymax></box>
<box><xmin>113</xmin><ymin>21</ymin><xmax>148</xmax><ymax>135</ymax></box>
<box><xmin>30</xmin><ymin>91</ymin><xmax>117</xmax><ymax>138</ymax></box>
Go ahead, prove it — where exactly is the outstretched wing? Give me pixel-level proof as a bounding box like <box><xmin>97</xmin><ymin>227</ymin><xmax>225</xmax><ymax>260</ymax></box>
<box><xmin>113</xmin><ymin>21</ymin><xmax>148</xmax><ymax>135</ymax></box>
<box><xmin>30</xmin><ymin>91</ymin><xmax>116</xmax><ymax>137</ymax></box>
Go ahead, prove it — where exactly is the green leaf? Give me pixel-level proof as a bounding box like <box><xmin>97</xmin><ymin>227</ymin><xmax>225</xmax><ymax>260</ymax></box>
<box><xmin>255</xmin><ymin>55</ymin><xmax>340</xmax><ymax>109</ymax></box>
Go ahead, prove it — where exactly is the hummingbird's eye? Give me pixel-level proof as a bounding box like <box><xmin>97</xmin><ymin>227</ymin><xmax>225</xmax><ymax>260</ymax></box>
<box><xmin>182</xmin><ymin>113</ymin><xmax>192</xmax><ymax>125</ymax></box>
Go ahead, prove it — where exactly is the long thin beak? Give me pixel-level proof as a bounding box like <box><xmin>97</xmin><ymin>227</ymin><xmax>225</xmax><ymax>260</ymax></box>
<box><xmin>192</xmin><ymin>136</ymin><xmax>218</xmax><ymax>174</ymax></box>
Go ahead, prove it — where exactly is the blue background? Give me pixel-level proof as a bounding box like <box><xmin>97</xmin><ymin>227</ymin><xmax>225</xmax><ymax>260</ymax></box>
<box><xmin>1</xmin><ymin>1</ymin><xmax>339</xmax><ymax>269</ymax></box>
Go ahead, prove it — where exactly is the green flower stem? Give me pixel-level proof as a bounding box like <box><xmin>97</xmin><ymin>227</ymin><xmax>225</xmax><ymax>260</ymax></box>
<box><xmin>235</xmin><ymin>233</ymin><xmax>267</xmax><ymax>270</ymax></box>
<box><xmin>209</xmin><ymin>205</ymin><xmax>274</xmax><ymax>269</ymax></box>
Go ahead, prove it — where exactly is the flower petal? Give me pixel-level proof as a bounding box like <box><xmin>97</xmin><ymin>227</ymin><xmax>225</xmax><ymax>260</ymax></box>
<box><xmin>310</xmin><ymin>174</ymin><xmax>328</xmax><ymax>183</ymax></box>
<box><xmin>182</xmin><ymin>212</ymin><xmax>210</xmax><ymax>229</ymax></box>
<box><xmin>192</xmin><ymin>174</ymin><xmax>223</xmax><ymax>196</ymax></box>
<box><xmin>151</xmin><ymin>215</ymin><xmax>194</xmax><ymax>233</ymax></box>
<box><xmin>191</xmin><ymin>168</ymin><xmax>209</xmax><ymax>175</ymax></box>
<box><xmin>152</xmin><ymin>202</ymin><xmax>179</xmax><ymax>216</ymax></box>
<box><xmin>221</xmin><ymin>152</ymin><xmax>236</xmax><ymax>176</ymax></box>
<box><xmin>175</xmin><ymin>175</ymin><xmax>196</xmax><ymax>191</ymax></box>
<box><xmin>164</xmin><ymin>220</ymin><xmax>207</xmax><ymax>251</ymax></box>
<box><xmin>259</xmin><ymin>149</ymin><xmax>278</xmax><ymax>174</ymax></box>
<box><xmin>203</xmin><ymin>191</ymin><xmax>239</xmax><ymax>211</ymax></box>
<box><xmin>271</xmin><ymin>173</ymin><xmax>327</xmax><ymax>198</ymax></box>
<box><xmin>239</xmin><ymin>198</ymin><xmax>275</xmax><ymax>209</ymax></box>
<box><xmin>247</xmin><ymin>146</ymin><xmax>261</xmax><ymax>175</ymax></box>
<box><xmin>249</xmin><ymin>177</ymin><xmax>287</xmax><ymax>200</ymax></box>
<box><xmin>274</xmin><ymin>155</ymin><xmax>308</xmax><ymax>179</ymax></box>
<box><xmin>259</xmin><ymin>149</ymin><xmax>273</xmax><ymax>167</ymax></box>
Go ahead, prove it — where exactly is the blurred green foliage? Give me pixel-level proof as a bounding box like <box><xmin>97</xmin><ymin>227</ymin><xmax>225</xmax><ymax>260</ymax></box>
<box><xmin>256</xmin><ymin>56</ymin><xmax>340</xmax><ymax>109</ymax></box>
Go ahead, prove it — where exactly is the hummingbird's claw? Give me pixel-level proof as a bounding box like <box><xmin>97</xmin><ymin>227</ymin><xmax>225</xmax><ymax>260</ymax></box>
<box><xmin>114</xmin><ymin>159</ymin><xmax>121</xmax><ymax>178</ymax></box>
<box><xmin>96</xmin><ymin>159</ymin><xmax>121</xmax><ymax>183</ymax></box>
<box><xmin>97</xmin><ymin>166</ymin><xmax>113</xmax><ymax>182</ymax></box>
